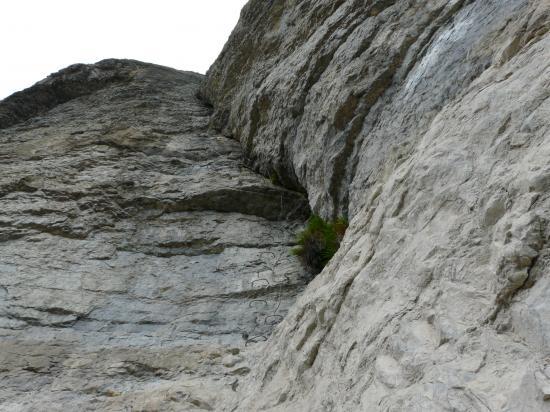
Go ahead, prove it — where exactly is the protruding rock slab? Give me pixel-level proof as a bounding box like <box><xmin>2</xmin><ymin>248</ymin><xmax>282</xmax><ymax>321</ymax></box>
<box><xmin>204</xmin><ymin>0</ymin><xmax>550</xmax><ymax>411</ymax></box>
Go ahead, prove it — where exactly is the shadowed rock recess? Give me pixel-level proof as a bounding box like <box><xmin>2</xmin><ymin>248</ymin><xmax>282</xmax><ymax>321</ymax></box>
<box><xmin>1</xmin><ymin>0</ymin><xmax>549</xmax><ymax>411</ymax></box>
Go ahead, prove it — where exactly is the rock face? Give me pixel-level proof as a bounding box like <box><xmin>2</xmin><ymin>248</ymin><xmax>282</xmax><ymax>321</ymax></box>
<box><xmin>203</xmin><ymin>0</ymin><xmax>550</xmax><ymax>411</ymax></box>
<box><xmin>0</xmin><ymin>60</ymin><xmax>310</xmax><ymax>410</ymax></box>
<box><xmin>2</xmin><ymin>0</ymin><xmax>550</xmax><ymax>411</ymax></box>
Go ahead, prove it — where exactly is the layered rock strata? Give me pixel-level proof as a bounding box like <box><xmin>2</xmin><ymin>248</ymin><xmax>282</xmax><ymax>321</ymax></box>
<box><xmin>0</xmin><ymin>59</ymin><xmax>309</xmax><ymax>411</ymax></box>
<box><xmin>2</xmin><ymin>0</ymin><xmax>549</xmax><ymax>410</ymax></box>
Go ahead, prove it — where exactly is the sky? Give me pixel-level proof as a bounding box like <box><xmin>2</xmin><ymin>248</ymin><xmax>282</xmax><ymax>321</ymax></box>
<box><xmin>0</xmin><ymin>0</ymin><xmax>248</xmax><ymax>100</ymax></box>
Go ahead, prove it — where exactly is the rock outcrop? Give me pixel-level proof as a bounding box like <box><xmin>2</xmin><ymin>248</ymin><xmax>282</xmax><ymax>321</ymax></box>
<box><xmin>2</xmin><ymin>0</ymin><xmax>550</xmax><ymax>411</ymax></box>
<box><xmin>203</xmin><ymin>0</ymin><xmax>550</xmax><ymax>410</ymax></box>
<box><xmin>0</xmin><ymin>60</ymin><xmax>309</xmax><ymax>410</ymax></box>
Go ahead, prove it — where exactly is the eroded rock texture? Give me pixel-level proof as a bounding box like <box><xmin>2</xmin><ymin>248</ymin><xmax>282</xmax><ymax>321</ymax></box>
<box><xmin>2</xmin><ymin>0</ymin><xmax>550</xmax><ymax>410</ymax></box>
<box><xmin>0</xmin><ymin>60</ymin><xmax>309</xmax><ymax>410</ymax></box>
<box><xmin>204</xmin><ymin>0</ymin><xmax>550</xmax><ymax>410</ymax></box>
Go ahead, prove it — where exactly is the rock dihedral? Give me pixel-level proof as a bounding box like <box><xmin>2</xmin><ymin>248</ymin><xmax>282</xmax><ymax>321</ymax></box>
<box><xmin>0</xmin><ymin>59</ymin><xmax>310</xmax><ymax>410</ymax></box>
<box><xmin>1</xmin><ymin>0</ymin><xmax>549</xmax><ymax>411</ymax></box>
<box><xmin>202</xmin><ymin>0</ymin><xmax>550</xmax><ymax>411</ymax></box>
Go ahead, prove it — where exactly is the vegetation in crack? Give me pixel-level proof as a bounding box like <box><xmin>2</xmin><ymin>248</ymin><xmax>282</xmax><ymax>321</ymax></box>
<box><xmin>292</xmin><ymin>215</ymin><xmax>348</xmax><ymax>277</ymax></box>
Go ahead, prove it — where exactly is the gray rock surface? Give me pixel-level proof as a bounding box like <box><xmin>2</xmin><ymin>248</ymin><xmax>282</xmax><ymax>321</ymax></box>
<box><xmin>204</xmin><ymin>0</ymin><xmax>550</xmax><ymax>410</ymax></box>
<box><xmin>2</xmin><ymin>0</ymin><xmax>550</xmax><ymax>410</ymax></box>
<box><xmin>0</xmin><ymin>59</ymin><xmax>309</xmax><ymax>410</ymax></box>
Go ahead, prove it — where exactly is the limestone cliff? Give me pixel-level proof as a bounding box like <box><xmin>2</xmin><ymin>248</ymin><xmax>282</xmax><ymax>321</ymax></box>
<box><xmin>0</xmin><ymin>60</ymin><xmax>309</xmax><ymax>410</ymax></box>
<box><xmin>1</xmin><ymin>0</ymin><xmax>549</xmax><ymax>411</ymax></box>
<box><xmin>203</xmin><ymin>0</ymin><xmax>550</xmax><ymax>410</ymax></box>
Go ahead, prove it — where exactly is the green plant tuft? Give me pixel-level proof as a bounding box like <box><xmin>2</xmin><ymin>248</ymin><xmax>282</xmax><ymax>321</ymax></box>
<box><xmin>269</xmin><ymin>172</ymin><xmax>280</xmax><ymax>186</ymax></box>
<box><xmin>292</xmin><ymin>215</ymin><xmax>348</xmax><ymax>276</ymax></box>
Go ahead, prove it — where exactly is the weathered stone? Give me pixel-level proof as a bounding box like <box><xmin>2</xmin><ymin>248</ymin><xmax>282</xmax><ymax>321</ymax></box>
<box><xmin>203</xmin><ymin>0</ymin><xmax>550</xmax><ymax>410</ymax></box>
<box><xmin>2</xmin><ymin>0</ymin><xmax>550</xmax><ymax>410</ymax></box>
<box><xmin>0</xmin><ymin>60</ymin><xmax>309</xmax><ymax>410</ymax></box>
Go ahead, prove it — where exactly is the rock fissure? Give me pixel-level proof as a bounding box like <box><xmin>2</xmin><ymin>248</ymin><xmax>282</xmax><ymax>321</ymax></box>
<box><xmin>2</xmin><ymin>0</ymin><xmax>550</xmax><ymax>410</ymax></box>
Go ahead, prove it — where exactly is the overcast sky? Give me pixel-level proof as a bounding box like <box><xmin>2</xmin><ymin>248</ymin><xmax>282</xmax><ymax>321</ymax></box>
<box><xmin>0</xmin><ymin>0</ymin><xmax>248</xmax><ymax>99</ymax></box>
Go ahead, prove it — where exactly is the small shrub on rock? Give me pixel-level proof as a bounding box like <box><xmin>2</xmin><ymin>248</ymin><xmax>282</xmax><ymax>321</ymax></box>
<box><xmin>292</xmin><ymin>215</ymin><xmax>348</xmax><ymax>276</ymax></box>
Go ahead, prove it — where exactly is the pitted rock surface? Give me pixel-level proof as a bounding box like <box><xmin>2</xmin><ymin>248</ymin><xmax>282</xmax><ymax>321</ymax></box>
<box><xmin>204</xmin><ymin>0</ymin><xmax>550</xmax><ymax>411</ymax></box>
<box><xmin>0</xmin><ymin>60</ymin><xmax>309</xmax><ymax>410</ymax></box>
<box><xmin>2</xmin><ymin>0</ymin><xmax>550</xmax><ymax>410</ymax></box>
